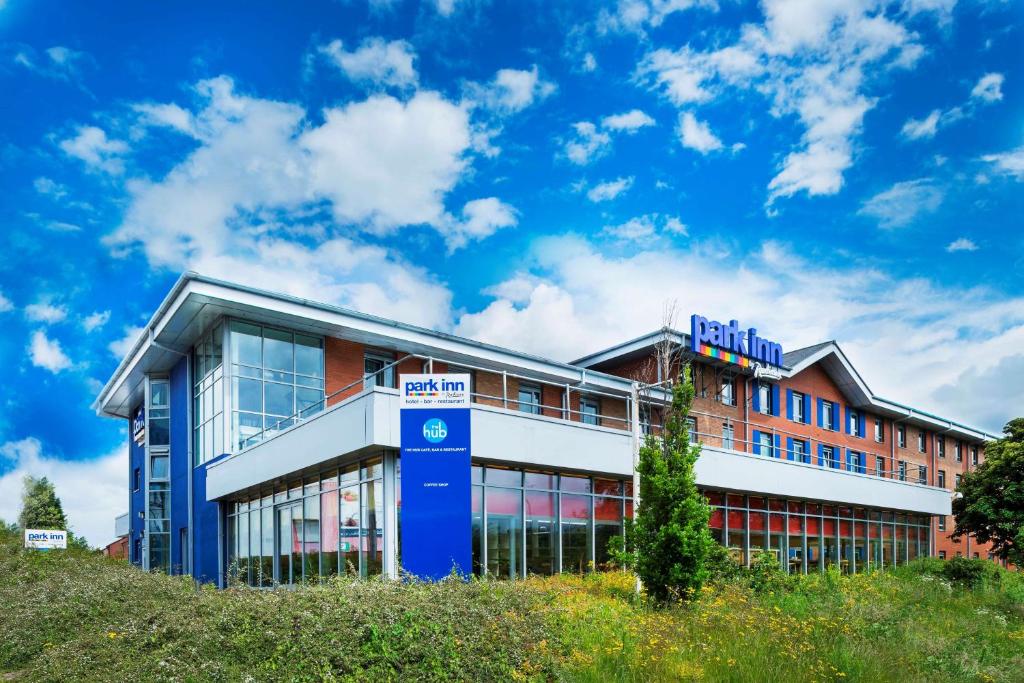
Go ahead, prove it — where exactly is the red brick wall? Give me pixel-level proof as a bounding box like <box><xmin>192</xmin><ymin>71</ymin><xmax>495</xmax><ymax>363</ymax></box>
<box><xmin>325</xmin><ymin>338</ymin><xmax>365</xmax><ymax>405</ymax></box>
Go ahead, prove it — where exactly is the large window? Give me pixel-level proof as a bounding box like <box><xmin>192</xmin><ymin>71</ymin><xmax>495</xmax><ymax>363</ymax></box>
<box><xmin>472</xmin><ymin>467</ymin><xmax>629</xmax><ymax>577</ymax></box>
<box><xmin>580</xmin><ymin>397</ymin><xmax>600</xmax><ymax>426</ymax></box>
<box><xmin>706</xmin><ymin>493</ymin><xmax>931</xmax><ymax>573</ymax></box>
<box><xmin>148</xmin><ymin>380</ymin><xmax>170</xmax><ymax>447</ymax></box>
<box><xmin>193</xmin><ymin>323</ymin><xmax>224</xmax><ymax>464</ymax></box>
<box><xmin>792</xmin><ymin>391</ymin><xmax>806</xmax><ymax>423</ymax></box>
<box><xmin>720</xmin><ymin>375</ymin><xmax>736</xmax><ymax>406</ymax></box>
<box><xmin>822</xmin><ymin>401</ymin><xmax>835</xmax><ymax>430</ymax></box>
<box><xmin>757</xmin><ymin>384</ymin><xmax>772</xmax><ymax>415</ymax></box>
<box><xmin>229</xmin><ymin>321</ymin><xmax>324</xmax><ymax>450</ymax></box>
<box><xmin>517</xmin><ymin>383</ymin><xmax>541</xmax><ymax>415</ymax></box>
<box><xmin>226</xmin><ymin>456</ymin><xmax>383</xmax><ymax>586</ymax></box>
<box><xmin>364</xmin><ymin>352</ymin><xmax>395</xmax><ymax>389</ymax></box>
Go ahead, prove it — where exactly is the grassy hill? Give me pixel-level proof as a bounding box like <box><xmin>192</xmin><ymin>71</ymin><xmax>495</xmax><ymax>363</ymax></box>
<box><xmin>1</xmin><ymin>529</ymin><xmax>1022</xmax><ymax>682</ymax></box>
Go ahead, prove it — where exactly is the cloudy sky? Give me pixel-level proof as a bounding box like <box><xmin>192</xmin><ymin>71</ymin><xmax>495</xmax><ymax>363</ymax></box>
<box><xmin>1</xmin><ymin>0</ymin><xmax>1021</xmax><ymax>546</ymax></box>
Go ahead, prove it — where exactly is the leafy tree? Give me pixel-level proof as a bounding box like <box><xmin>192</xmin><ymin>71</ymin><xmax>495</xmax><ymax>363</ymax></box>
<box><xmin>15</xmin><ymin>476</ymin><xmax>91</xmax><ymax>549</ymax></box>
<box><xmin>951</xmin><ymin>418</ymin><xmax>1024</xmax><ymax>566</ymax></box>
<box><xmin>18</xmin><ymin>475</ymin><xmax>69</xmax><ymax>530</ymax></box>
<box><xmin>628</xmin><ymin>364</ymin><xmax>713</xmax><ymax>604</ymax></box>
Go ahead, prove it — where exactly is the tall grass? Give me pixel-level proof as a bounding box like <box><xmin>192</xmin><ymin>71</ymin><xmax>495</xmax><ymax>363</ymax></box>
<box><xmin>0</xmin><ymin>530</ymin><xmax>1021</xmax><ymax>682</ymax></box>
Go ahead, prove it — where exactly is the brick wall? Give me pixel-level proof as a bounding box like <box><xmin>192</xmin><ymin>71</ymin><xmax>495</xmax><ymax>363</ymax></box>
<box><xmin>325</xmin><ymin>338</ymin><xmax>365</xmax><ymax>405</ymax></box>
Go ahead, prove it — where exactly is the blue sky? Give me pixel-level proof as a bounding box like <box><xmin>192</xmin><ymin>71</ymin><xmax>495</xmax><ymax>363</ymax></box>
<box><xmin>1</xmin><ymin>0</ymin><xmax>1022</xmax><ymax>544</ymax></box>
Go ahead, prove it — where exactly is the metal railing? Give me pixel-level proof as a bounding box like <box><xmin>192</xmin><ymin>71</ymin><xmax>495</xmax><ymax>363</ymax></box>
<box><xmin>235</xmin><ymin>356</ymin><xmax>946</xmax><ymax>492</ymax></box>
<box><xmin>640</xmin><ymin>405</ymin><xmax>942</xmax><ymax>487</ymax></box>
<box><xmin>240</xmin><ymin>352</ymin><xmax>638</xmax><ymax>449</ymax></box>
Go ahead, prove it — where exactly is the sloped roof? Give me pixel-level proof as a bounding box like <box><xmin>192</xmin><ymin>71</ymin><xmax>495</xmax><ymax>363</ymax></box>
<box><xmin>782</xmin><ymin>341</ymin><xmax>834</xmax><ymax>368</ymax></box>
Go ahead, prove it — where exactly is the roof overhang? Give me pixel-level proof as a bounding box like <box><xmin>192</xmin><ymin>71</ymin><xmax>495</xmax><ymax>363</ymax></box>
<box><xmin>94</xmin><ymin>273</ymin><xmax>638</xmax><ymax>419</ymax></box>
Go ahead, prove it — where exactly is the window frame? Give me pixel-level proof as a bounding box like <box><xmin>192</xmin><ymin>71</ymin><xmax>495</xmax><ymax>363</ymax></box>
<box><xmin>579</xmin><ymin>396</ymin><xmax>601</xmax><ymax>426</ymax></box>
<box><xmin>517</xmin><ymin>382</ymin><xmax>542</xmax><ymax>415</ymax></box>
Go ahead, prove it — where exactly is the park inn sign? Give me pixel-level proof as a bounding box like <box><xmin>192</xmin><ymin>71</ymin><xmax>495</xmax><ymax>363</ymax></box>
<box><xmin>690</xmin><ymin>314</ymin><xmax>784</xmax><ymax>369</ymax></box>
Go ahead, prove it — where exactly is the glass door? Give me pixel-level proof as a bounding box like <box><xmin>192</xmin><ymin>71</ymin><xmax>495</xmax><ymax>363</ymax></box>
<box><xmin>276</xmin><ymin>502</ymin><xmax>303</xmax><ymax>585</ymax></box>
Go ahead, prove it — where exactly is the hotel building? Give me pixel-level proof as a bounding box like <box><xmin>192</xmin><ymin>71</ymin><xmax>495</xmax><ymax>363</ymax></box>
<box><xmin>95</xmin><ymin>273</ymin><xmax>999</xmax><ymax>586</ymax></box>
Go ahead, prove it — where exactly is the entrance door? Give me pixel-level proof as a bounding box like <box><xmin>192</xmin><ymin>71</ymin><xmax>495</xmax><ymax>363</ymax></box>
<box><xmin>276</xmin><ymin>503</ymin><xmax>303</xmax><ymax>585</ymax></box>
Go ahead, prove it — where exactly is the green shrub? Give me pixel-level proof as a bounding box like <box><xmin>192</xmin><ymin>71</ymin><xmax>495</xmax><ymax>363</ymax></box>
<box><xmin>941</xmin><ymin>556</ymin><xmax>1001</xmax><ymax>589</ymax></box>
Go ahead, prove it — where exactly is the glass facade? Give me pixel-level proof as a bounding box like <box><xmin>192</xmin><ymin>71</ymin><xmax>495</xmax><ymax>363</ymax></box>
<box><xmin>226</xmin><ymin>456</ymin><xmax>384</xmax><ymax>586</ymax></box>
<box><xmin>147</xmin><ymin>377</ymin><xmax>170</xmax><ymax>572</ymax></box>
<box><xmin>707</xmin><ymin>490</ymin><xmax>931</xmax><ymax>573</ymax></box>
<box><xmin>472</xmin><ymin>466</ymin><xmax>630</xmax><ymax>576</ymax></box>
<box><xmin>192</xmin><ymin>323</ymin><xmax>224</xmax><ymax>464</ymax></box>
<box><xmin>229</xmin><ymin>321</ymin><xmax>325</xmax><ymax>450</ymax></box>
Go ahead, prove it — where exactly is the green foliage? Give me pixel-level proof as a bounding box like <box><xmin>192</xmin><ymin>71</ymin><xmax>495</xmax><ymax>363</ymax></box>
<box><xmin>952</xmin><ymin>418</ymin><xmax>1024</xmax><ymax>566</ymax></box>
<box><xmin>629</xmin><ymin>365</ymin><xmax>713</xmax><ymax>604</ymax></box>
<box><xmin>906</xmin><ymin>556</ymin><xmax>1008</xmax><ymax>590</ymax></box>
<box><xmin>747</xmin><ymin>550</ymin><xmax>789</xmax><ymax>593</ymax></box>
<box><xmin>17</xmin><ymin>475</ymin><xmax>69</xmax><ymax>531</ymax></box>
<box><xmin>704</xmin><ymin>539</ymin><xmax>746</xmax><ymax>582</ymax></box>
<box><xmin>1</xmin><ymin>530</ymin><xmax>1023</xmax><ymax>682</ymax></box>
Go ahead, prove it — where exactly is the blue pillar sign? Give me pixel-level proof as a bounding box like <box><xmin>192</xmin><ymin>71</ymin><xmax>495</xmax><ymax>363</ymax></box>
<box><xmin>399</xmin><ymin>373</ymin><xmax>472</xmax><ymax>580</ymax></box>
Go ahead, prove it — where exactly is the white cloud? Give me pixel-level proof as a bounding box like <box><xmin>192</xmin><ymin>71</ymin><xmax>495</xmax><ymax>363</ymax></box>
<box><xmin>564</xmin><ymin>122</ymin><xmax>612</xmax><ymax>165</ymax></box>
<box><xmin>442</xmin><ymin>197</ymin><xmax>518</xmax><ymax>252</ymax></box>
<box><xmin>59</xmin><ymin>126</ymin><xmax>129</xmax><ymax>174</ymax></box>
<box><xmin>13</xmin><ymin>45</ymin><xmax>91</xmax><ymax>83</ymax></box>
<box><xmin>29</xmin><ymin>330</ymin><xmax>72</xmax><ymax>373</ymax></box>
<box><xmin>858</xmin><ymin>178</ymin><xmax>943</xmax><ymax>229</ymax></box>
<box><xmin>586</xmin><ymin>176</ymin><xmax>634</xmax><ymax>202</ymax></box>
<box><xmin>34</xmin><ymin>176</ymin><xmax>68</xmax><ymax>199</ymax></box>
<box><xmin>468</xmin><ymin>65</ymin><xmax>556</xmax><ymax>114</ymax></box>
<box><xmin>603</xmin><ymin>213</ymin><xmax>688</xmax><ymax>241</ymax></box>
<box><xmin>901</xmin><ymin>73</ymin><xmax>1005</xmax><ymax>143</ymax></box>
<box><xmin>82</xmin><ymin>310</ymin><xmax>111</xmax><ymax>332</ymax></box>
<box><xmin>970</xmin><ymin>73</ymin><xmax>1004</xmax><ymax>103</ymax></box>
<box><xmin>24</xmin><ymin>301</ymin><xmax>67</xmax><ymax>324</ymax></box>
<box><xmin>304</xmin><ymin>91</ymin><xmax>471</xmax><ymax>231</ymax></box>
<box><xmin>601</xmin><ymin>109</ymin><xmax>656</xmax><ymax>133</ymax></box>
<box><xmin>133</xmin><ymin>102</ymin><xmax>195</xmax><ymax>136</ymax></box>
<box><xmin>981</xmin><ymin>145</ymin><xmax>1024</xmax><ymax>181</ymax></box>
<box><xmin>582</xmin><ymin>53</ymin><xmax>598</xmax><ymax>72</ymax></box>
<box><xmin>945</xmin><ymin>237</ymin><xmax>978</xmax><ymax>253</ymax></box>
<box><xmin>434</xmin><ymin>0</ymin><xmax>460</xmax><ymax>16</ymax></box>
<box><xmin>0</xmin><ymin>438</ymin><xmax>126</xmax><ymax>548</ymax></box>
<box><xmin>900</xmin><ymin>110</ymin><xmax>940</xmax><ymax>140</ymax></box>
<box><xmin>108</xmin><ymin>324</ymin><xmax>146</xmax><ymax>359</ymax></box>
<box><xmin>0</xmin><ymin>291</ymin><xmax>13</xmax><ymax>313</ymax></box>
<box><xmin>99</xmin><ymin>77</ymin><xmax>468</xmax><ymax>330</ymax></box>
<box><xmin>638</xmin><ymin>1</ymin><xmax>935</xmax><ymax>204</ymax></box>
<box><xmin>44</xmin><ymin>221</ymin><xmax>82</xmax><ymax>233</ymax></box>
<box><xmin>600</xmin><ymin>0</ymin><xmax>716</xmax><ymax>34</ymax></box>
<box><xmin>564</xmin><ymin>110</ymin><xmax>656</xmax><ymax>165</ymax></box>
<box><xmin>455</xmin><ymin>236</ymin><xmax>1024</xmax><ymax>433</ymax></box>
<box><xmin>677</xmin><ymin>111</ymin><xmax>723</xmax><ymax>153</ymax></box>
<box><xmin>319</xmin><ymin>37</ymin><xmax>418</xmax><ymax>88</ymax></box>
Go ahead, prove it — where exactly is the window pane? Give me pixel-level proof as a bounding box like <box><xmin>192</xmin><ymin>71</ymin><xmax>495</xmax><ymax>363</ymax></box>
<box><xmin>234</xmin><ymin>377</ymin><xmax>262</xmax><ymax>413</ymax></box>
<box><xmin>149</xmin><ymin>418</ymin><xmax>169</xmax><ymax>446</ymax></box>
<box><xmin>263</xmin><ymin>328</ymin><xmax>293</xmax><ymax>372</ymax></box>
<box><xmin>150</xmin><ymin>455</ymin><xmax>169</xmax><ymax>479</ymax></box>
<box><xmin>150</xmin><ymin>381</ymin><xmax>169</xmax><ymax>408</ymax></box>
<box><xmin>339</xmin><ymin>485</ymin><xmax>360</xmax><ymax>575</ymax></box>
<box><xmin>595</xmin><ymin>497</ymin><xmax>622</xmax><ymax>571</ymax></box>
<box><xmin>264</xmin><ymin>382</ymin><xmax>294</xmax><ymax>417</ymax></box>
<box><xmin>231</xmin><ymin>321</ymin><xmax>262</xmax><ymax>366</ymax></box>
<box><xmin>525</xmin><ymin>491</ymin><xmax>555</xmax><ymax>575</ymax></box>
<box><xmin>295</xmin><ymin>334</ymin><xmax>323</xmax><ymax>377</ymax></box>
<box><xmin>297</xmin><ymin>387</ymin><xmax>324</xmax><ymax>417</ymax></box>
<box><xmin>561</xmin><ymin>494</ymin><xmax>592</xmax><ymax>573</ymax></box>
<box><xmin>486</xmin><ymin>487</ymin><xmax>522</xmax><ymax>578</ymax></box>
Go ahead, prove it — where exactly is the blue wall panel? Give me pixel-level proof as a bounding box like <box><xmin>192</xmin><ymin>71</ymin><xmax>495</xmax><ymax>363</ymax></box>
<box><xmin>128</xmin><ymin>414</ymin><xmax>145</xmax><ymax>567</ymax></box>
<box><xmin>191</xmin><ymin>455</ymin><xmax>227</xmax><ymax>586</ymax></box>
<box><xmin>169</xmin><ymin>356</ymin><xmax>190</xmax><ymax>575</ymax></box>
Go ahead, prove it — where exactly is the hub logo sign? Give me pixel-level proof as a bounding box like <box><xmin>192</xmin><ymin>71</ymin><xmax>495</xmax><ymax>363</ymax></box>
<box><xmin>400</xmin><ymin>374</ymin><xmax>471</xmax><ymax>580</ymax></box>
<box><xmin>24</xmin><ymin>529</ymin><xmax>67</xmax><ymax>550</ymax></box>
<box><xmin>691</xmin><ymin>314</ymin><xmax>784</xmax><ymax>368</ymax></box>
<box><xmin>423</xmin><ymin>418</ymin><xmax>448</xmax><ymax>443</ymax></box>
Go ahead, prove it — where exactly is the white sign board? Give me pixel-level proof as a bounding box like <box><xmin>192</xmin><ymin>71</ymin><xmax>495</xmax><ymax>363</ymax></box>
<box><xmin>24</xmin><ymin>529</ymin><xmax>68</xmax><ymax>550</ymax></box>
<box><xmin>399</xmin><ymin>373</ymin><xmax>472</xmax><ymax>409</ymax></box>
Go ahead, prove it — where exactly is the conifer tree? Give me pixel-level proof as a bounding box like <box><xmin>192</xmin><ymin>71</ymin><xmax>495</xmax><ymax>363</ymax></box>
<box><xmin>18</xmin><ymin>475</ymin><xmax>69</xmax><ymax>530</ymax></box>
<box><xmin>630</xmin><ymin>363</ymin><xmax>713</xmax><ymax>603</ymax></box>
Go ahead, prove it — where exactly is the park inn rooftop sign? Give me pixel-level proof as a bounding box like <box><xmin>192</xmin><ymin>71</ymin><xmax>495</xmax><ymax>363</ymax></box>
<box><xmin>690</xmin><ymin>314</ymin><xmax>784</xmax><ymax>369</ymax></box>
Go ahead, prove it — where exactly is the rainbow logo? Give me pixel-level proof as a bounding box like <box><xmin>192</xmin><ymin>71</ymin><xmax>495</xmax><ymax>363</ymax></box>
<box><xmin>408</xmin><ymin>391</ymin><xmax>440</xmax><ymax>397</ymax></box>
<box><xmin>698</xmin><ymin>343</ymin><xmax>752</xmax><ymax>368</ymax></box>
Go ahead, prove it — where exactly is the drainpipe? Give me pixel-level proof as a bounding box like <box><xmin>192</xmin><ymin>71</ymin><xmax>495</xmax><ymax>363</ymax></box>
<box><xmin>630</xmin><ymin>381</ymin><xmax>642</xmax><ymax>594</ymax></box>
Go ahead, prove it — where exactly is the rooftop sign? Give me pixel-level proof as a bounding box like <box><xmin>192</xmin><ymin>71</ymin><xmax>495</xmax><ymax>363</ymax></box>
<box><xmin>690</xmin><ymin>314</ymin><xmax>784</xmax><ymax>369</ymax></box>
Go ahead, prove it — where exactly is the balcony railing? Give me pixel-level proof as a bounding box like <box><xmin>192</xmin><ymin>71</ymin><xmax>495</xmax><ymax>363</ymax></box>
<box><xmin>240</xmin><ymin>352</ymin><xmax>635</xmax><ymax>449</ymax></box>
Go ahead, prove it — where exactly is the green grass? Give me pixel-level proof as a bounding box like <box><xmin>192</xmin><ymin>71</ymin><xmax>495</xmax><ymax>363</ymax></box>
<box><xmin>1</xmin><ymin>530</ymin><xmax>1022</xmax><ymax>682</ymax></box>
